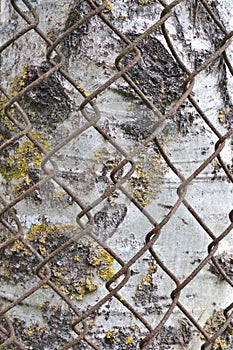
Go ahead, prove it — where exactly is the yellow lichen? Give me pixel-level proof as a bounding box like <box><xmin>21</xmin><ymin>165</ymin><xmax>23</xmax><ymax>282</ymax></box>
<box><xmin>10</xmin><ymin>240</ymin><xmax>29</xmax><ymax>254</ymax></box>
<box><xmin>88</xmin><ymin>247</ymin><xmax>116</xmax><ymax>281</ymax></box>
<box><xmin>138</xmin><ymin>0</ymin><xmax>155</xmax><ymax>5</ymax></box>
<box><xmin>85</xmin><ymin>277</ymin><xmax>98</xmax><ymax>292</ymax></box>
<box><xmin>1</xmin><ymin>262</ymin><xmax>10</xmax><ymax>278</ymax></box>
<box><xmin>126</xmin><ymin>146</ymin><xmax>167</xmax><ymax>207</ymax></box>
<box><xmin>35</xmin><ymin>325</ymin><xmax>46</xmax><ymax>333</ymax></box>
<box><xmin>90</xmin><ymin>144</ymin><xmax>166</xmax><ymax>207</ymax></box>
<box><xmin>60</xmin><ymin>285</ymin><xmax>70</xmax><ymax>295</ymax></box>
<box><xmin>47</xmin><ymin>30</ymin><xmax>54</xmax><ymax>40</ymax></box>
<box><xmin>201</xmin><ymin>310</ymin><xmax>233</xmax><ymax>350</ymax></box>
<box><xmin>118</xmin><ymin>13</ymin><xmax>125</xmax><ymax>20</ymax></box>
<box><xmin>137</xmin><ymin>263</ymin><xmax>157</xmax><ymax>290</ymax></box>
<box><xmin>9</xmin><ymin>63</ymin><xmax>28</xmax><ymax>96</ymax></box>
<box><xmin>22</xmin><ymin>324</ymin><xmax>47</xmax><ymax>339</ymax></box>
<box><xmin>73</xmin><ymin>274</ymin><xmax>99</xmax><ymax>300</ymax></box>
<box><xmin>100</xmin><ymin>0</ymin><xmax>113</xmax><ymax>12</ymax></box>
<box><xmin>90</xmin><ymin>148</ymin><xmax>109</xmax><ymax>164</ymax></box>
<box><xmin>38</xmin><ymin>244</ymin><xmax>47</xmax><ymax>255</ymax></box>
<box><xmin>218</xmin><ymin>107</ymin><xmax>226</xmax><ymax>124</ymax></box>
<box><xmin>0</xmin><ymin>65</ymin><xmax>28</xmax><ymax>139</ymax></box>
<box><xmin>97</xmin><ymin>248</ymin><xmax>114</xmax><ymax>265</ymax></box>
<box><xmin>125</xmin><ymin>336</ymin><xmax>133</xmax><ymax>344</ymax></box>
<box><xmin>0</xmin><ymin>131</ymin><xmax>50</xmax><ymax>187</ymax></box>
<box><xmin>148</xmin><ymin>264</ymin><xmax>157</xmax><ymax>274</ymax></box>
<box><xmin>26</xmin><ymin>224</ymin><xmax>57</xmax><ymax>242</ymax></box>
<box><xmin>98</xmin><ymin>266</ymin><xmax>116</xmax><ymax>281</ymax></box>
<box><xmin>6</xmin><ymin>224</ymin><xmax>116</xmax><ymax>302</ymax></box>
<box><xmin>39</xmin><ymin>233</ymin><xmax>47</xmax><ymax>244</ymax></box>
<box><xmin>0</xmin><ymin>96</ymin><xmax>7</xmax><ymax>116</ymax></box>
<box><xmin>140</xmin><ymin>274</ymin><xmax>152</xmax><ymax>286</ymax></box>
<box><xmin>26</xmin><ymin>327</ymin><xmax>33</xmax><ymax>335</ymax></box>
<box><xmin>105</xmin><ymin>331</ymin><xmax>117</xmax><ymax>343</ymax></box>
<box><xmin>52</xmin><ymin>191</ymin><xmax>66</xmax><ymax>200</ymax></box>
<box><xmin>76</xmin><ymin>285</ymin><xmax>86</xmax><ymax>300</ymax></box>
<box><xmin>40</xmin><ymin>301</ymin><xmax>50</xmax><ymax>310</ymax></box>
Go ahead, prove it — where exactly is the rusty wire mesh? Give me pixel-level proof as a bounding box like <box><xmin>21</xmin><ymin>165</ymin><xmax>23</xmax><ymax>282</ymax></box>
<box><xmin>0</xmin><ymin>0</ymin><xmax>233</xmax><ymax>349</ymax></box>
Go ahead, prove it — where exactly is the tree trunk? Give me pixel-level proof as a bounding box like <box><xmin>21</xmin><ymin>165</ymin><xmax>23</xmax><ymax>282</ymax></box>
<box><xmin>0</xmin><ymin>1</ymin><xmax>232</xmax><ymax>349</ymax></box>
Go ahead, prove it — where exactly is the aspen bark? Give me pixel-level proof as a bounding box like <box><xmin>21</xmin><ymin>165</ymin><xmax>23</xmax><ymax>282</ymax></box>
<box><xmin>0</xmin><ymin>1</ymin><xmax>232</xmax><ymax>349</ymax></box>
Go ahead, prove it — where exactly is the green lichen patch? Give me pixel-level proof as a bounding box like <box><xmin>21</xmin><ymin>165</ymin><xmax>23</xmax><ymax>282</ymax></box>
<box><xmin>201</xmin><ymin>310</ymin><xmax>233</xmax><ymax>350</ymax></box>
<box><xmin>0</xmin><ymin>224</ymin><xmax>116</xmax><ymax>301</ymax></box>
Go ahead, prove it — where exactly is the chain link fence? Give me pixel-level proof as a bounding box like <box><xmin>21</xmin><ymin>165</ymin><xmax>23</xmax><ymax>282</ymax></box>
<box><xmin>0</xmin><ymin>0</ymin><xmax>233</xmax><ymax>349</ymax></box>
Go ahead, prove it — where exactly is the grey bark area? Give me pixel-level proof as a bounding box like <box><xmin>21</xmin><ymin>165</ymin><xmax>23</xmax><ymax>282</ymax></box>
<box><xmin>0</xmin><ymin>1</ymin><xmax>232</xmax><ymax>350</ymax></box>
